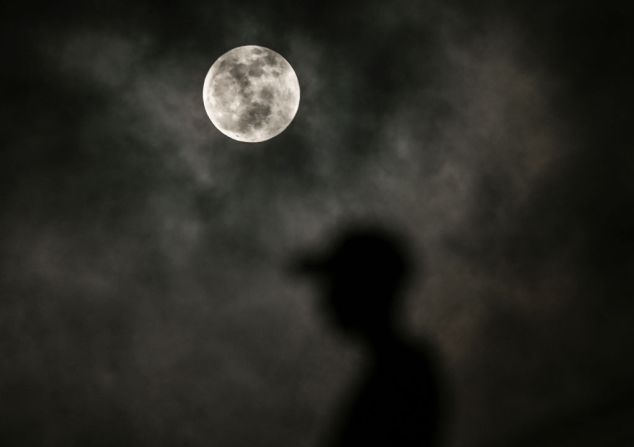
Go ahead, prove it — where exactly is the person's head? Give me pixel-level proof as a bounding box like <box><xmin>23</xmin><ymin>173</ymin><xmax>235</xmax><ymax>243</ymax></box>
<box><xmin>294</xmin><ymin>225</ymin><xmax>416</xmax><ymax>338</ymax></box>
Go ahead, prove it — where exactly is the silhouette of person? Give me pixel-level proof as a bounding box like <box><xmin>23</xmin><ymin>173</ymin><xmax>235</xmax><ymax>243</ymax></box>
<box><xmin>293</xmin><ymin>225</ymin><xmax>442</xmax><ymax>447</ymax></box>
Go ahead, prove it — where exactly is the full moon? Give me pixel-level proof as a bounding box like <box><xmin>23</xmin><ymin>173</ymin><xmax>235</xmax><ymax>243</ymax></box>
<box><xmin>203</xmin><ymin>45</ymin><xmax>300</xmax><ymax>143</ymax></box>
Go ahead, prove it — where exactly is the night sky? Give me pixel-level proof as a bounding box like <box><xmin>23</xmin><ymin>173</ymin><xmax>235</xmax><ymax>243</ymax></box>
<box><xmin>1</xmin><ymin>1</ymin><xmax>633</xmax><ymax>446</ymax></box>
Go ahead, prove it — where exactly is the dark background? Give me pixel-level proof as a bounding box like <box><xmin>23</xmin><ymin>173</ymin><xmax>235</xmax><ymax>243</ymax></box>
<box><xmin>1</xmin><ymin>1</ymin><xmax>633</xmax><ymax>446</ymax></box>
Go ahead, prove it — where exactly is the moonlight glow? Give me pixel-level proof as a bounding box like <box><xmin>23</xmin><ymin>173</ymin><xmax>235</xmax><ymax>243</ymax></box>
<box><xmin>203</xmin><ymin>45</ymin><xmax>300</xmax><ymax>143</ymax></box>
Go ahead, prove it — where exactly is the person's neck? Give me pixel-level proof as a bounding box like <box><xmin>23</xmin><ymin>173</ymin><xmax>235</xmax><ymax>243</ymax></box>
<box><xmin>365</xmin><ymin>325</ymin><xmax>402</xmax><ymax>354</ymax></box>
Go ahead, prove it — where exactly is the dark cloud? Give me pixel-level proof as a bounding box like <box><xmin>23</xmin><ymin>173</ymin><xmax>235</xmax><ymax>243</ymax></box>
<box><xmin>1</xmin><ymin>1</ymin><xmax>633</xmax><ymax>446</ymax></box>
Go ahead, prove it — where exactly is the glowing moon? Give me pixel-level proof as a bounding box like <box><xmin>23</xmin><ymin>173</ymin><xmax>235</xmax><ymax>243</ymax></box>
<box><xmin>203</xmin><ymin>45</ymin><xmax>300</xmax><ymax>143</ymax></box>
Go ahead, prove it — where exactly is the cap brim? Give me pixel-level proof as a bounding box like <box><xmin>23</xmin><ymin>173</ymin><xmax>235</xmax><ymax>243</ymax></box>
<box><xmin>287</xmin><ymin>253</ymin><xmax>332</xmax><ymax>278</ymax></box>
